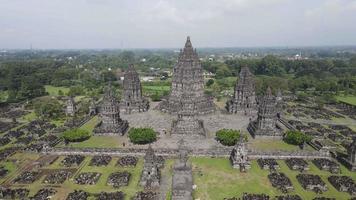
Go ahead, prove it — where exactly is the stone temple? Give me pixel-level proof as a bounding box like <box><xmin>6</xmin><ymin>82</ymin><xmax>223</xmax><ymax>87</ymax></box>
<box><xmin>140</xmin><ymin>145</ymin><xmax>160</xmax><ymax>189</ymax></box>
<box><xmin>344</xmin><ymin>137</ymin><xmax>356</xmax><ymax>171</ymax></box>
<box><xmin>171</xmin><ymin>91</ymin><xmax>206</xmax><ymax>137</ymax></box>
<box><xmin>65</xmin><ymin>97</ymin><xmax>76</xmax><ymax>116</ymax></box>
<box><xmin>226</xmin><ymin>66</ymin><xmax>256</xmax><ymax>114</ymax></box>
<box><xmin>94</xmin><ymin>85</ymin><xmax>129</xmax><ymax>135</ymax></box>
<box><xmin>230</xmin><ymin>138</ymin><xmax>251</xmax><ymax>172</ymax></box>
<box><xmin>120</xmin><ymin>64</ymin><xmax>149</xmax><ymax>114</ymax></box>
<box><xmin>158</xmin><ymin>36</ymin><xmax>215</xmax><ymax>115</ymax></box>
<box><xmin>248</xmin><ymin>87</ymin><xmax>281</xmax><ymax>138</ymax></box>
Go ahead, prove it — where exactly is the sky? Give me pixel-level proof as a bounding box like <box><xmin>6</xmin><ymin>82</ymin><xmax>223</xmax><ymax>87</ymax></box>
<box><xmin>1</xmin><ymin>0</ymin><xmax>356</xmax><ymax>49</ymax></box>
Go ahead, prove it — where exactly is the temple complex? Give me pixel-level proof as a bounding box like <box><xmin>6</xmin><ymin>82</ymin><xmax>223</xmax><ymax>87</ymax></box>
<box><xmin>172</xmin><ymin>140</ymin><xmax>193</xmax><ymax>200</ymax></box>
<box><xmin>120</xmin><ymin>64</ymin><xmax>149</xmax><ymax>114</ymax></box>
<box><xmin>226</xmin><ymin>67</ymin><xmax>256</xmax><ymax>114</ymax></box>
<box><xmin>230</xmin><ymin>138</ymin><xmax>251</xmax><ymax>172</ymax></box>
<box><xmin>88</xmin><ymin>99</ymin><xmax>97</xmax><ymax>116</ymax></box>
<box><xmin>139</xmin><ymin>145</ymin><xmax>160</xmax><ymax>189</ymax></box>
<box><xmin>94</xmin><ymin>85</ymin><xmax>129</xmax><ymax>135</ymax></box>
<box><xmin>158</xmin><ymin>36</ymin><xmax>215</xmax><ymax>115</ymax></box>
<box><xmin>171</xmin><ymin>91</ymin><xmax>206</xmax><ymax>137</ymax></box>
<box><xmin>65</xmin><ymin>97</ymin><xmax>76</xmax><ymax>116</ymax></box>
<box><xmin>248</xmin><ymin>87</ymin><xmax>281</xmax><ymax>138</ymax></box>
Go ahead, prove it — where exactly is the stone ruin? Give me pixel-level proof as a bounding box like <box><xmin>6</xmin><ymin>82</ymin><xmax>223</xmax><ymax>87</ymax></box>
<box><xmin>170</xmin><ymin>92</ymin><xmax>206</xmax><ymax>137</ymax></box>
<box><xmin>65</xmin><ymin>97</ymin><xmax>76</xmax><ymax>116</ymax></box>
<box><xmin>172</xmin><ymin>140</ymin><xmax>193</xmax><ymax>200</ymax></box>
<box><xmin>242</xmin><ymin>193</ymin><xmax>270</xmax><ymax>200</ymax></box>
<box><xmin>97</xmin><ymin>191</ymin><xmax>125</xmax><ymax>200</ymax></box>
<box><xmin>94</xmin><ymin>84</ymin><xmax>129</xmax><ymax>135</ymax></box>
<box><xmin>61</xmin><ymin>155</ymin><xmax>85</xmax><ymax>167</ymax></box>
<box><xmin>30</xmin><ymin>188</ymin><xmax>57</xmax><ymax>200</ymax></box>
<box><xmin>275</xmin><ymin>195</ymin><xmax>302</xmax><ymax>200</ymax></box>
<box><xmin>312</xmin><ymin>158</ymin><xmax>340</xmax><ymax>174</ymax></box>
<box><xmin>157</xmin><ymin>36</ymin><xmax>215</xmax><ymax>115</ymax></box>
<box><xmin>75</xmin><ymin>172</ymin><xmax>101</xmax><ymax>185</ymax></box>
<box><xmin>139</xmin><ymin>145</ymin><xmax>160</xmax><ymax>189</ymax></box>
<box><xmin>0</xmin><ymin>166</ymin><xmax>8</xmax><ymax>178</ymax></box>
<box><xmin>117</xmin><ymin>155</ymin><xmax>138</xmax><ymax>167</ymax></box>
<box><xmin>0</xmin><ymin>187</ymin><xmax>29</xmax><ymax>199</ymax></box>
<box><xmin>120</xmin><ymin>64</ymin><xmax>149</xmax><ymax>114</ymax></box>
<box><xmin>328</xmin><ymin>175</ymin><xmax>356</xmax><ymax>195</ymax></box>
<box><xmin>248</xmin><ymin>87</ymin><xmax>282</xmax><ymax>138</ymax></box>
<box><xmin>285</xmin><ymin>158</ymin><xmax>309</xmax><ymax>171</ymax></box>
<box><xmin>89</xmin><ymin>155</ymin><xmax>112</xmax><ymax>166</ymax></box>
<box><xmin>14</xmin><ymin>171</ymin><xmax>40</xmax><ymax>184</ymax></box>
<box><xmin>296</xmin><ymin>174</ymin><xmax>327</xmax><ymax>193</ymax></box>
<box><xmin>43</xmin><ymin>170</ymin><xmax>72</xmax><ymax>184</ymax></box>
<box><xmin>133</xmin><ymin>191</ymin><xmax>157</xmax><ymax>200</ymax></box>
<box><xmin>230</xmin><ymin>137</ymin><xmax>251</xmax><ymax>172</ymax></box>
<box><xmin>226</xmin><ymin>66</ymin><xmax>257</xmax><ymax>114</ymax></box>
<box><xmin>268</xmin><ymin>172</ymin><xmax>293</xmax><ymax>193</ymax></box>
<box><xmin>66</xmin><ymin>190</ymin><xmax>89</xmax><ymax>200</ymax></box>
<box><xmin>257</xmin><ymin>158</ymin><xmax>279</xmax><ymax>170</ymax></box>
<box><xmin>344</xmin><ymin>136</ymin><xmax>356</xmax><ymax>171</ymax></box>
<box><xmin>107</xmin><ymin>171</ymin><xmax>131</xmax><ymax>188</ymax></box>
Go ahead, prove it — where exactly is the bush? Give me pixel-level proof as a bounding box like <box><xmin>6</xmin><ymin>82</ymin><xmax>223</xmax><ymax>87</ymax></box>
<box><xmin>283</xmin><ymin>130</ymin><xmax>311</xmax><ymax>146</ymax></box>
<box><xmin>62</xmin><ymin>128</ymin><xmax>91</xmax><ymax>143</ymax></box>
<box><xmin>128</xmin><ymin>128</ymin><xmax>157</xmax><ymax>144</ymax></box>
<box><xmin>215</xmin><ymin>129</ymin><xmax>240</xmax><ymax>146</ymax></box>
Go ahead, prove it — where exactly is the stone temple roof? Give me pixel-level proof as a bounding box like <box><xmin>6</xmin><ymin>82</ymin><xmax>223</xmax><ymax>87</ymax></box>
<box><xmin>236</xmin><ymin>66</ymin><xmax>255</xmax><ymax>90</ymax></box>
<box><xmin>178</xmin><ymin>36</ymin><xmax>199</xmax><ymax>62</ymax></box>
<box><xmin>101</xmin><ymin>84</ymin><xmax>120</xmax><ymax>107</ymax></box>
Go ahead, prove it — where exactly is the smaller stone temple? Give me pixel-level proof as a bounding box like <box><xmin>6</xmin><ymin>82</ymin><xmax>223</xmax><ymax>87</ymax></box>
<box><xmin>226</xmin><ymin>66</ymin><xmax>256</xmax><ymax>114</ymax></box>
<box><xmin>230</xmin><ymin>137</ymin><xmax>251</xmax><ymax>172</ymax></box>
<box><xmin>140</xmin><ymin>145</ymin><xmax>160</xmax><ymax>189</ymax></box>
<box><xmin>172</xmin><ymin>140</ymin><xmax>193</xmax><ymax>200</ymax></box>
<box><xmin>65</xmin><ymin>97</ymin><xmax>76</xmax><ymax>116</ymax></box>
<box><xmin>120</xmin><ymin>64</ymin><xmax>149</xmax><ymax>114</ymax></box>
<box><xmin>94</xmin><ymin>85</ymin><xmax>129</xmax><ymax>135</ymax></box>
<box><xmin>248</xmin><ymin>87</ymin><xmax>281</xmax><ymax>138</ymax></box>
<box><xmin>171</xmin><ymin>92</ymin><xmax>206</xmax><ymax>137</ymax></box>
<box><xmin>88</xmin><ymin>99</ymin><xmax>97</xmax><ymax>116</ymax></box>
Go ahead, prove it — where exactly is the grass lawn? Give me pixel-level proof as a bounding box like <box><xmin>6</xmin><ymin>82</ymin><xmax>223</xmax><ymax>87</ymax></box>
<box><xmin>45</xmin><ymin>85</ymin><xmax>70</xmax><ymax>96</ymax></box>
<box><xmin>0</xmin><ymin>90</ymin><xmax>8</xmax><ymax>102</ymax></box>
<box><xmin>67</xmin><ymin>136</ymin><xmax>124</xmax><ymax>148</ymax></box>
<box><xmin>80</xmin><ymin>116</ymin><xmax>99</xmax><ymax>133</ymax></box>
<box><xmin>192</xmin><ymin>157</ymin><xmax>355</xmax><ymax>200</ymax></box>
<box><xmin>248</xmin><ymin>138</ymin><xmax>315</xmax><ymax>152</ymax></box>
<box><xmin>21</xmin><ymin>111</ymin><xmax>37</xmax><ymax>121</ymax></box>
<box><xmin>336</xmin><ymin>95</ymin><xmax>356</xmax><ymax>106</ymax></box>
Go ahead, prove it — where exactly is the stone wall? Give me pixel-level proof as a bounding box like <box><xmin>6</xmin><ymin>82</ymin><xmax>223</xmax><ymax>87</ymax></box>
<box><xmin>42</xmin><ymin>146</ymin><xmax>330</xmax><ymax>160</ymax></box>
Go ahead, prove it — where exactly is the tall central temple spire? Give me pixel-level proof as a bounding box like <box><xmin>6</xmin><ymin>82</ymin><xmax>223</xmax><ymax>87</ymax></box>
<box><xmin>157</xmin><ymin>36</ymin><xmax>215</xmax><ymax>115</ymax></box>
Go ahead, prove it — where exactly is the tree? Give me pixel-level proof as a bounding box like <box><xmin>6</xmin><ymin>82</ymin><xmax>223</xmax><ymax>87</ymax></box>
<box><xmin>128</xmin><ymin>128</ymin><xmax>157</xmax><ymax>144</ymax></box>
<box><xmin>62</xmin><ymin>128</ymin><xmax>91</xmax><ymax>143</ymax></box>
<box><xmin>283</xmin><ymin>130</ymin><xmax>311</xmax><ymax>146</ymax></box>
<box><xmin>215</xmin><ymin>129</ymin><xmax>241</xmax><ymax>146</ymax></box>
<box><xmin>257</xmin><ymin>55</ymin><xmax>285</xmax><ymax>76</ymax></box>
<box><xmin>206</xmin><ymin>79</ymin><xmax>214</xmax><ymax>87</ymax></box>
<box><xmin>34</xmin><ymin>97</ymin><xmax>64</xmax><ymax>119</ymax></box>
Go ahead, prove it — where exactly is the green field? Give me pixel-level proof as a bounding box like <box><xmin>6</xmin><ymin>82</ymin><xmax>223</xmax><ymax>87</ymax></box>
<box><xmin>336</xmin><ymin>95</ymin><xmax>356</xmax><ymax>106</ymax></box>
<box><xmin>192</xmin><ymin>157</ymin><xmax>356</xmax><ymax>200</ymax></box>
<box><xmin>45</xmin><ymin>85</ymin><xmax>70</xmax><ymax>96</ymax></box>
<box><xmin>0</xmin><ymin>90</ymin><xmax>8</xmax><ymax>102</ymax></box>
<box><xmin>66</xmin><ymin>136</ymin><xmax>124</xmax><ymax>148</ymax></box>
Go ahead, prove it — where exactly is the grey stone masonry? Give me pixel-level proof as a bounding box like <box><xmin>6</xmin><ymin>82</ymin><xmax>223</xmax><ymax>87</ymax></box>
<box><xmin>157</xmin><ymin>36</ymin><xmax>215</xmax><ymax>115</ymax></box>
<box><xmin>65</xmin><ymin>97</ymin><xmax>76</xmax><ymax>116</ymax></box>
<box><xmin>172</xmin><ymin>140</ymin><xmax>193</xmax><ymax>200</ymax></box>
<box><xmin>171</xmin><ymin>92</ymin><xmax>206</xmax><ymax>137</ymax></box>
<box><xmin>226</xmin><ymin>67</ymin><xmax>257</xmax><ymax>114</ymax></box>
<box><xmin>248</xmin><ymin>87</ymin><xmax>282</xmax><ymax>138</ymax></box>
<box><xmin>120</xmin><ymin>64</ymin><xmax>149</xmax><ymax>114</ymax></box>
<box><xmin>230</xmin><ymin>138</ymin><xmax>251</xmax><ymax>171</ymax></box>
<box><xmin>94</xmin><ymin>85</ymin><xmax>129</xmax><ymax>135</ymax></box>
<box><xmin>139</xmin><ymin>145</ymin><xmax>160</xmax><ymax>189</ymax></box>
